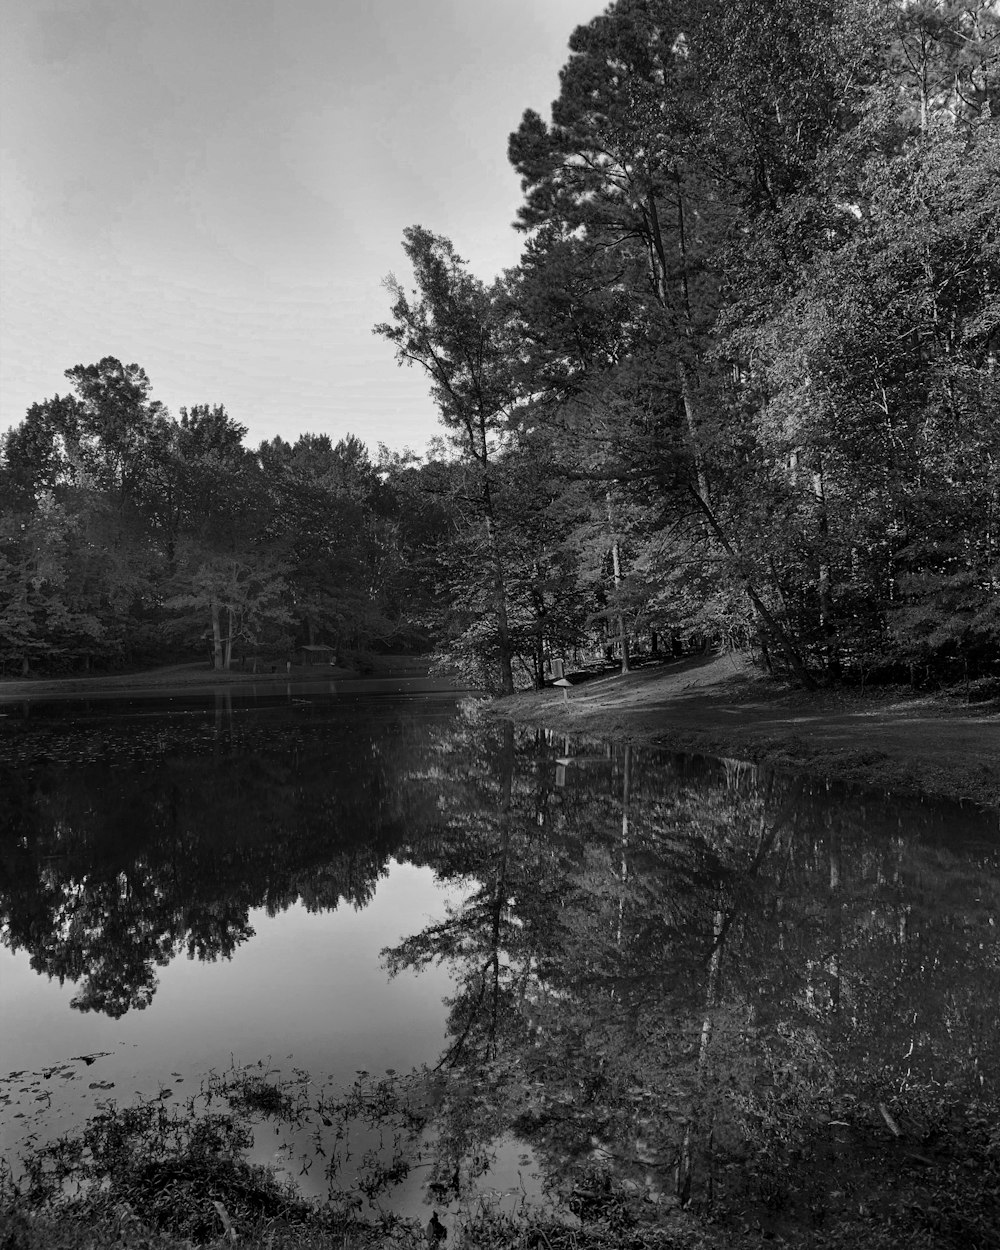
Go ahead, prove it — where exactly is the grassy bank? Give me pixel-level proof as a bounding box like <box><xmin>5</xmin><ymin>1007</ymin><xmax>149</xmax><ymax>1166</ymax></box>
<box><xmin>490</xmin><ymin>653</ymin><xmax>1000</xmax><ymax>810</ymax></box>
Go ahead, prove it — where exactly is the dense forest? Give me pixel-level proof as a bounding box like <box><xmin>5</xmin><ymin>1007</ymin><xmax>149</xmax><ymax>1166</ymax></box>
<box><xmin>2</xmin><ymin>0</ymin><xmax>998</xmax><ymax>691</ymax></box>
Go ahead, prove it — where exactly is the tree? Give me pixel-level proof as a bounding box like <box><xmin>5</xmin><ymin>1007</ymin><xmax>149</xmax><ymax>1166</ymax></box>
<box><xmin>507</xmin><ymin>0</ymin><xmax>837</xmax><ymax>685</ymax></box>
<box><xmin>158</xmin><ymin>406</ymin><xmax>285</xmax><ymax>669</ymax></box>
<box><xmin>728</xmin><ymin>94</ymin><xmax>1000</xmax><ymax>679</ymax></box>
<box><xmin>166</xmin><ymin>551</ymin><xmax>293</xmax><ymax>671</ymax></box>
<box><xmin>375</xmin><ymin>227</ymin><xmax>521</xmax><ymax>693</ymax></box>
<box><xmin>256</xmin><ymin>434</ymin><xmax>408</xmax><ymax>656</ymax></box>
<box><xmin>58</xmin><ymin>357</ymin><xmax>171</xmax><ymax>517</ymax></box>
<box><xmin>0</xmin><ymin>495</ymin><xmax>104</xmax><ymax>673</ymax></box>
<box><xmin>887</xmin><ymin>0</ymin><xmax>1000</xmax><ymax>134</ymax></box>
<box><xmin>141</xmin><ymin>404</ymin><xmax>250</xmax><ymax>568</ymax></box>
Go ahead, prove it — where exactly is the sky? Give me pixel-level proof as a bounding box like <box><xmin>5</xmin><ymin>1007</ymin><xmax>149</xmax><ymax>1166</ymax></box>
<box><xmin>0</xmin><ymin>0</ymin><xmax>603</xmax><ymax>456</ymax></box>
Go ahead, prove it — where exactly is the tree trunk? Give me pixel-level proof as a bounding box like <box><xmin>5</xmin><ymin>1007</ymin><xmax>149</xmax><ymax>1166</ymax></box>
<box><xmin>606</xmin><ymin>490</ymin><xmax>630</xmax><ymax>675</ymax></box>
<box><xmin>690</xmin><ymin>488</ymin><xmax>818</xmax><ymax>689</ymax></box>
<box><xmin>616</xmin><ymin>743</ymin><xmax>631</xmax><ymax>947</ymax></box>
<box><xmin>678</xmin><ymin>907</ymin><xmax>724</xmax><ymax>1206</ymax></box>
<box><xmin>210</xmin><ymin>600</ymin><xmax>224</xmax><ymax>671</ymax></box>
<box><xmin>482</xmin><ymin>478</ymin><xmax>515</xmax><ymax>695</ymax></box>
<box><xmin>531</xmin><ymin>570</ymin><xmax>546</xmax><ymax>689</ymax></box>
<box><xmin>645</xmin><ymin>180</ymin><xmax>711</xmax><ymax>508</ymax></box>
<box><xmin>813</xmin><ymin>454</ymin><xmax>839</xmax><ymax>676</ymax></box>
<box><xmin>829</xmin><ymin>816</ymin><xmax>841</xmax><ymax>1014</ymax></box>
<box><xmin>488</xmin><ymin>721</ymin><xmax>515</xmax><ymax>1058</ymax></box>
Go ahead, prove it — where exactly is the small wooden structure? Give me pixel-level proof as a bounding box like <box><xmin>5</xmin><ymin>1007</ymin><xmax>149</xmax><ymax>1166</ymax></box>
<box><xmin>298</xmin><ymin>644</ymin><xmax>337</xmax><ymax>667</ymax></box>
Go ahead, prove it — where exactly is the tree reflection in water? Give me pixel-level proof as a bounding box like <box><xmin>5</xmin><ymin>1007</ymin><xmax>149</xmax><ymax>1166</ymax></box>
<box><xmin>2</xmin><ymin>698</ymin><xmax>998</xmax><ymax>1239</ymax></box>
<box><xmin>0</xmin><ymin>696</ymin><xmax>448</xmax><ymax>1016</ymax></box>
<box><xmin>385</xmin><ymin>710</ymin><xmax>1000</xmax><ymax>1237</ymax></box>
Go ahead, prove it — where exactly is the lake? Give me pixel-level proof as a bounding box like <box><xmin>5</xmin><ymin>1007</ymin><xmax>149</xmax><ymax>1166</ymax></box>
<box><xmin>2</xmin><ymin>685</ymin><xmax>998</xmax><ymax>1240</ymax></box>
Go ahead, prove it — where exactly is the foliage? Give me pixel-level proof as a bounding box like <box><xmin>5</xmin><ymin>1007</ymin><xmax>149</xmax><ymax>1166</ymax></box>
<box><xmin>375</xmin><ymin>228</ymin><xmax>523</xmax><ymax>692</ymax></box>
<box><xmin>367</xmin><ymin>0</ymin><xmax>999</xmax><ymax>688</ymax></box>
<box><xmin>0</xmin><ymin>1074</ymin><xmax>399</xmax><ymax>1248</ymax></box>
<box><xmin>2</xmin><ymin>4</ymin><xmax>998</xmax><ymax>686</ymax></box>
<box><xmin>0</xmin><ymin>367</ymin><xmax>432</xmax><ymax>672</ymax></box>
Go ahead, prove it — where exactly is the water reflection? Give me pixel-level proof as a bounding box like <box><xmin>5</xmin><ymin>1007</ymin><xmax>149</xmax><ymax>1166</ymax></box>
<box><xmin>2</xmin><ymin>699</ymin><xmax>998</xmax><ymax>1236</ymax></box>
<box><xmin>385</xmin><ymin>715</ymin><xmax>1000</xmax><ymax>1234</ymax></box>
<box><xmin>0</xmin><ymin>694</ymin><xmax>456</xmax><ymax>1017</ymax></box>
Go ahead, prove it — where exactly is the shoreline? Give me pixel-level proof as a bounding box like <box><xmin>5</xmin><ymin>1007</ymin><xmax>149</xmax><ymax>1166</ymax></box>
<box><xmin>0</xmin><ymin>659</ymin><xmax>368</xmax><ymax>692</ymax></box>
<box><xmin>2</xmin><ymin>655</ymin><xmax>997</xmax><ymax>810</ymax></box>
<box><xmin>488</xmin><ymin>653</ymin><xmax>1000</xmax><ymax>812</ymax></box>
<box><xmin>0</xmin><ymin>656</ymin><xmax>438</xmax><ymax>700</ymax></box>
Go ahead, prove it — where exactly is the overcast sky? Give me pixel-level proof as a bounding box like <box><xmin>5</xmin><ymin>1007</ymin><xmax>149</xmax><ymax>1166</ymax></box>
<box><xmin>0</xmin><ymin>0</ymin><xmax>601</xmax><ymax>455</ymax></box>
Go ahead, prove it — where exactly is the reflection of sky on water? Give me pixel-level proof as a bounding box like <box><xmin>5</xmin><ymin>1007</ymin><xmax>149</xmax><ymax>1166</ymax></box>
<box><xmin>0</xmin><ymin>864</ymin><xmax>461</xmax><ymax>1196</ymax></box>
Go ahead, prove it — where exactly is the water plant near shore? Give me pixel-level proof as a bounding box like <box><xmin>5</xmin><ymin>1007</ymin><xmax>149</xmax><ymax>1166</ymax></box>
<box><xmin>3</xmin><ymin>1057</ymin><xmax>998</xmax><ymax>1250</ymax></box>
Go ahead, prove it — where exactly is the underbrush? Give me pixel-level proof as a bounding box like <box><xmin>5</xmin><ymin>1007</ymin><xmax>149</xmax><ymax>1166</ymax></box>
<box><xmin>3</xmin><ymin>1066</ymin><xmax>998</xmax><ymax>1250</ymax></box>
<box><xmin>712</xmin><ymin>1091</ymin><xmax>1000</xmax><ymax>1250</ymax></box>
<box><xmin>0</xmin><ymin>1065</ymin><xmax>713</xmax><ymax>1250</ymax></box>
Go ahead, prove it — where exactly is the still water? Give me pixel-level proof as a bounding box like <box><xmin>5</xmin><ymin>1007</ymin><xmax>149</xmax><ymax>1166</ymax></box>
<box><xmin>1</xmin><ymin>687</ymin><xmax>998</xmax><ymax>1234</ymax></box>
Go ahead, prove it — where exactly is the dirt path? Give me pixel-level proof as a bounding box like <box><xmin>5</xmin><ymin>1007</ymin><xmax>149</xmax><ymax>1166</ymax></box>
<box><xmin>492</xmin><ymin>654</ymin><xmax>1000</xmax><ymax>810</ymax></box>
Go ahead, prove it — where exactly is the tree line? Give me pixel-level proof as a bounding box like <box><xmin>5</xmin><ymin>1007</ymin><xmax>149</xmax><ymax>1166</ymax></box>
<box><xmin>2</xmin><ymin>0</ymin><xmax>998</xmax><ymax>688</ymax></box>
<box><xmin>0</xmin><ymin>359</ymin><xmax>452</xmax><ymax>673</ymax></box>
